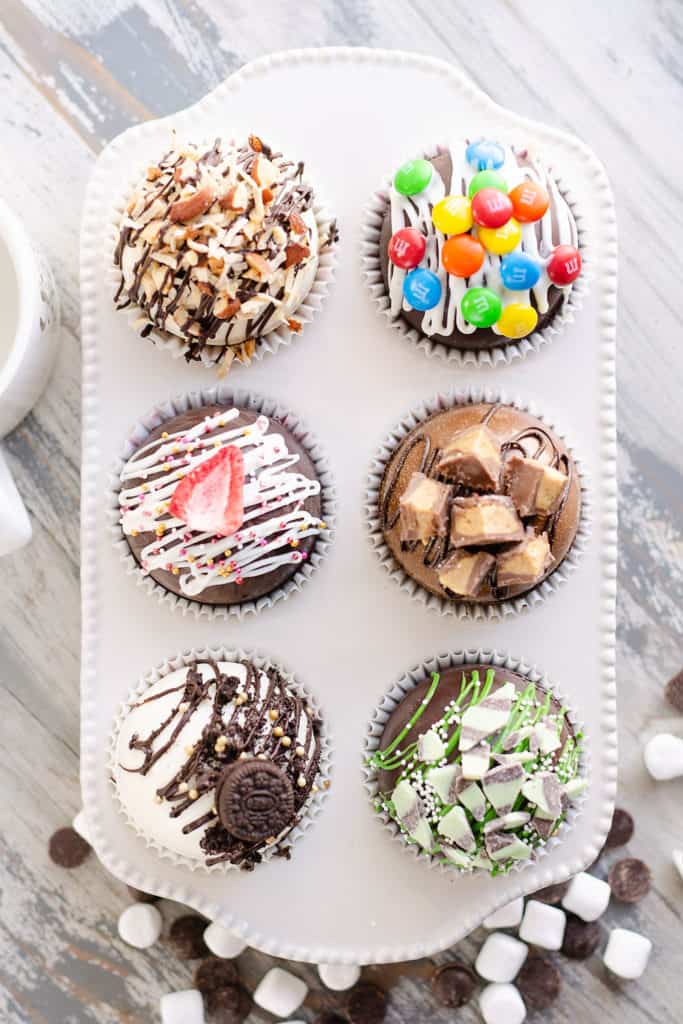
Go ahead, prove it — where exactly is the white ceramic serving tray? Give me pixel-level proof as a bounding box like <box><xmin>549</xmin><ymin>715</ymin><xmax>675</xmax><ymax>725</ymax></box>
<box><xmin>81</xmin><ymin>48</ymin><xmax>617</xmax><ymax>964</ymax></box>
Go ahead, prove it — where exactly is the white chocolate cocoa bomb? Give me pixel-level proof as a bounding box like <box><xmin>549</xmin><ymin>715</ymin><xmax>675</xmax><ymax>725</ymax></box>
<box><xmin>114</xmin><ymin>660</ymin><xmax>321</xmax><ymax>866</ymax></box>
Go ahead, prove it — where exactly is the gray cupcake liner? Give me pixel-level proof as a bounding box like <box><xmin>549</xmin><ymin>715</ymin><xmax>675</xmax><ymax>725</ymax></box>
<box><xmin>361</xmin><ymin>142</ymin><xmax>589</xmax><ymax>368</ymax></box>
<box><xmin>363</xmin><ymin>647</ymin><xmax>588</xmax><ymax>879</ymax></box>
<box><xmin>110</xmin><ymin>385</ymin><xmax>335</xmax><ymax>620</ymax></box>
<box><xmin>109</xmin><ymin>645</ymin><xmax>333</xmax><ymax>874</ymax></box>
<box><xmin>365</xmin><ymin>386</ymin><xmax>590</xmax><ymax>620</ymax></box>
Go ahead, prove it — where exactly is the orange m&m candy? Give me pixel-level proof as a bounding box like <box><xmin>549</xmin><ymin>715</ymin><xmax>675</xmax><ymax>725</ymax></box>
<box><xmin>442</xmin><ymin>234</ymin><xmax>484</xmax><ymax>278</ymax></box>
<box><xmin>509</xmin><ymin>180</ymin><xmax>549</xmax><ymax>222</ymax></box>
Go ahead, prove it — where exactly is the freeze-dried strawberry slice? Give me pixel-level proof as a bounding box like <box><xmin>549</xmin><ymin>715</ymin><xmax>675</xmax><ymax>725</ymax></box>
<box><xmin>169</xmin><ymin>445</ymin><xmax>244</xmax><ymax>537</ymax></box>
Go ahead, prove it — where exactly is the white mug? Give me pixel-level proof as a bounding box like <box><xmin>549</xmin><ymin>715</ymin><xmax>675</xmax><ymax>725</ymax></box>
<box><xmin>0</xmin><ymin>197</ymin><xmax>61</xmax><ymax>556</ymax></box>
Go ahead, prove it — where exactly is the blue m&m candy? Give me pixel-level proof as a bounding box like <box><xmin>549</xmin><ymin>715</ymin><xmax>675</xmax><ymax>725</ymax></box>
<box><xmin>465</xmin><ymin>139</ymin><xmax>506</xmax><ymax>171</ymax></box>
<box><xmin>403</xmin><ymin>268</ymin><xmax>442</xmax><ymax>311</ymax></box>
<box><xmin>500</xmin><ymin>252</ymin><xmax>542</xmax><ymax>291</ymax></box>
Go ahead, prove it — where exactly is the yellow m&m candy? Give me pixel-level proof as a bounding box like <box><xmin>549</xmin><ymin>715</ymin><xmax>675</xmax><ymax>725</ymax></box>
<box><xmin>432</xmin><ymin>195</ymin><xmax>473</xmax><ymax>235</ymax></box>
<box><xmin>478</xmin><ymin>218</ymin><xmax>521</xmax><ymax>255</ymax></box>
<box><xmin>497</xmin><ymin>303</ymin><xmax>538</xmax><ymax>339</ymax></box>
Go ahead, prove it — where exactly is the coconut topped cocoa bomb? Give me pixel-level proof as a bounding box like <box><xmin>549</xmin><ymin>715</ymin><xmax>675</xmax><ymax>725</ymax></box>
<box><xmin>114</xmin><ymin>658</ymin><xmax>323</xmax><ymax>869</ymax></box>
<box><xmin>379</xmin><ymin>138</ymin><xmax>582</xmax><ymax>351</ymax></box>
<box><xmin>114</xmin><ymin>134</ymin><xmax>335</xmax><ymax>369</ymax></box>
<box><xmin>378</xmin><ymin>402</ymin><xmax>580</xmax><ymax>605</ymax></box>
<box><xmin>118</xmin><ymin>404</ymin><xmax>328</xmax><ymax>608</ymax></box>
<box><xmin>368</xmin><ymin>664</ymin><xmax>584</xmax><ymax>874</ymax></box>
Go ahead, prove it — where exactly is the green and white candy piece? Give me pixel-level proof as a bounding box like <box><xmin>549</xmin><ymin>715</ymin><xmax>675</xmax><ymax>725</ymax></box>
<box><xmin>531</xmin><ymin>810</ymin><xmax>557</xmax><ymax>840</ymax></box>
<box><xmin>522</xmin><ymin>771</ymin><xmax>563</xmax><ymax>818</ymax></box>
<box><xmin>502</xmin><ymin>725</ymin><xmax>535</xmax><ymax>751</ymax></box>
<box><xmin>391</xmin><ymin>780</ymin><xmax>432</xmax><ymax>850</ymax></box>
<box><xmin>483</xmin><ymin>811</ymin><xmax>531</xmax><ymax>834</ymax></box>
<box><xmin>472</xmin><ymin>851</ymin><xmax>494</xmax><ymax>871</ymax></box>
<box><xmin>455</xmin><ymin>776</ymin><xmax>487</xmax><ymax>821</ymax></box>
<box><xmin>459</xmin><ymin>682</ymin><xmax>516</xmax><ymax>752</ymax></box>
<box><xmin>427</xmin><ymin>763</ymin><xmax>459</xmax><ymax>805</ymax></box>
<box><xmin>438</xmin><ymin>806</ymin><xmax>476</xmax><ymax>852</ymax></box>
<box><xmin>417</xmin><ymin>727</ymin><xmax>446</xmax><ymax>763</ymax></box>
<box><xmin>564</xmin><ymin>777</ymin><xmax>587</xmax><ymax>799</ymax></box>
<box><xmin>532</xmin><ymin>720</ymin><xmax>562</xmax><ymax>755</ymax></box>
<box><xmin>462</xmin><ymin>741</ymin><xmax>491</xmax><ymax>780</ymax></box>
<box><xmin>441</xmin><ymin>844</ymin><xmax>473</xmax><ymax>869</ymax></box>
<box><xmin>492</xmin><ymin>751</ymin><xmax>533</xmax><ymax>767</ymax></box>
<box><xmin>485</xmin><ymin>830</ymin><xmax>533</xmax><ymax>862</ymax></box>
<box><xmin>482</xmin><ymin>762</ymin><xmax>525</xmax><ymax>814</ymax></box>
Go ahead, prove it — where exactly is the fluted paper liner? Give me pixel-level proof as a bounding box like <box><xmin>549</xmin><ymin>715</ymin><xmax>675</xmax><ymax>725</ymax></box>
<box><xmin>363</xmin><ymin>648</ymin><xmax>588</xmax><ymax>879</ymax></box>
<box><xmin>365</xmin><ymin>386</ymin><xmax>590</xmax><ymax>620</ymax></box>
<box><xmin>109</xmin><ymin>645</ymin><xmax>333</xmax><ymax>874</ymax></box>
<box><xmin>361</xmin><ymin>143</ymin><xmax>589</xmax><ymax>368</ymax></box>
<box><xmin>109</xmin><ymin>140</ymin><xmax>337</xmax><ymax>372</ymax></box>
<box><xmin>110</xmin><ymin>386</ymin><xmax>335</xmax><ymax>620</ymax></box>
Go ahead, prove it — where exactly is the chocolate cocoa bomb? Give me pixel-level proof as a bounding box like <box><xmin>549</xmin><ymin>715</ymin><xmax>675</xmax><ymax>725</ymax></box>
<box><xmin>378</xmin><ymin>402</ymin><xmax>580</xmax><ymax>604</ymax></box>
<box><xmin>379</xmin><ymin>151</ymin><xmax>570</xmax><ymax>351</ymax></box>
<box><xmin>121</xmin><ymin>405</ymin><xmax>322</xmax><ymax>606</ymax></box>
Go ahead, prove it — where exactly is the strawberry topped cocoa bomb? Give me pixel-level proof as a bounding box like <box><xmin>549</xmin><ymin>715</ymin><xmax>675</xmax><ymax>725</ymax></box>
<box><xmin>117</xmin><ymin>404</ymin><xmax>328</xmax><ymax>608</ymax></box>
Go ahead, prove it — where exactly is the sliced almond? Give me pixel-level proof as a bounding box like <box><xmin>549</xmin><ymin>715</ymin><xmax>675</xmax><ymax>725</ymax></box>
<box><xmin>246</xmin><ymin>252</ymin><xmax>272</xmax><ymax>278</ymax></box>
<box><xmin>174</xmin><ymin>157</ymin><xmax>198</xmax><ymax>184</ymax></box>
<box><xmin>219</xmin><ymin>182</ymin><xmax>249</xmax><ymax>212</ymax></box>
<box><xmin>289</xmin><ymin>210</ymin><xmax>307</xmax><ymax>235</ymax></box>
<box><xmin>169</xmin><ymin>185</ymin><xmax>215</xmax><ymax>223</ymax></box>
<box><xmin>197</xmin><ymin>282</ymin><xmax>215</xmax><ymax>296</ymax></box>
<box><xmin>248</xmin><ymin>134</ymin><xmax>263</xmax><ymax>153</ymax></box>
<box><xmin>235</xmin><ymin>338</ymin><xmax>256</xmax><ymax>365</ymax></box>
<box><xmin>140</xmin><ymin>218</ymin><xmax>164</xmax><ymax>244</ymax></box>
<box><xmin>208</xmin><ymin>256</ymin><xmax>225</xmax><ymax>276</ymax></box>
<box><xmin>214</xmin><ymin>295</ymin><xmax>242</xmax><ymax>319</ymax></box>
<box><xmin>284</xmin><ymin>243</ymin><xmax>310</xmax><ymax>269</ymax></box>
<box><xmin>262</xmin><ymin>187</ymin><xmax>275</xmax><ymax>204</ymax></box>
<box><xmin>146</xmin><ymin>165</ymin><xmax>162</xmax><ymax>181</ymax></box>
<box><xmin>251</xmin><ymin>154</ymin><xmax>278</xmax><ymax>189</ymax></box>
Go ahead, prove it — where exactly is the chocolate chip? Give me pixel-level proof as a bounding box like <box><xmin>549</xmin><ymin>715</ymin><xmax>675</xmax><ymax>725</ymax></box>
<box><xmin>608</xmin><ymin>858</ymin><xmax>651</xmax><ymax>903</ymax></box>
<box><xmin>168</xmin><ymin>915</ymin><xmax>209</xmax><ymax>959</ymax></box>
<box><xmin>665</xmin><ymin>670</ymin><xmax>683</xmax><ymax>713</ymax></box>
<box><xmin>347</xmin><ymin>982</ymin><xmax>387</xmax><ymax>1024</ymax></box>
<box><xmin>206</xmin><ymin>984</ymin><xmax>251</xmax><ymax>1023</ymax></box>
<box><xmin>195</xmin><ymin>957</ymin><xmax>239</xmax><ymax>994</ymax></box>
<box><xmin>604</xmin><ymin>808</ymin><xmax>634</xmax><ymax>849</ymax></box>
<box><xmin>531</xmin><ymin>881</ymin><xmax>569</xmax><ymax>905</ymax></box>
<box><xmin>48</xmin><ymin>827</ymin><xmax>91</xmax><ymax>869</ymax></box>
<box><xmin>126</xmin><ymin>886</ymin><xmax>159</xmax><ymax>903</ymax></box>
<box><xmin>516</xmin><ymin>955</ymin><xmax>561</xmax><ymax>1010</ymax></box>
<box><xmin>431</xmin><ymin>962</ymin><xmax>477</xmax><ymax>1007</ymax></box>
<box><xmin>562</xmin><ymin>917</ymin><xmax>602</xmax><ymax>959</ymax></box>
<box><xmin>314</xmin><ymin>1015</ymin><xmax>346</xmax><ymax>1024</ymax></box>
<box><xmin>216</xmin><ymin>758</ymin><xmax>295</xmax><ymax>843</ymax></box>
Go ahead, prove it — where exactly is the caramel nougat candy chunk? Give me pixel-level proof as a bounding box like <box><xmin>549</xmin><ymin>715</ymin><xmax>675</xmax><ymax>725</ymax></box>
<box><xmin>399</xmin><ymin>472</ymin><xmax>452</xmax><ymax>545</ymax></box>
<box><xmin>438</xmin><ymin>550</ymin><xmax>495</xmax><ymax>598</ymax></box>
<box><xmin>496</xmin><ymin>531</ymin><xmax>552</xmax><ymax>589</ymax></box>
<box><xmin>436</xmin><ymin>425</ymin><xmax>502</xmax><ymax>492</ymax></box>
<box><xmin>451</xmin><ymin>495</ymin><xmax>524</xmax><ymax>548</ymax></box>
<box><xmin>504</xmin><ymin>453</ymin><xmax>568</xmax><ymax>517</ymax></box>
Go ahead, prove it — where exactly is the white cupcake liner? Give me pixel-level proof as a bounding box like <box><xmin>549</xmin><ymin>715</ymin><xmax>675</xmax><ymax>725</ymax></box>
<box><xmin>361</xmin><ymin>142</ymin><xmax>589</xmax><ymax>368</ymax></box>
<box><xmin>365</xmin><ymin>386</ymin><xmax>590</xmax><ymax>620</ymax></box>
<box><xmin>109</xmin><ymin>138</ymin><xmax>337</xmax><ymax>373</ymax></box>
<box><xmin>109</xmin><ymin>645</ymin><xmax>333</xmax><ymax>874</ymax></box>
<box><xmin>363</xmin><ymin>647</ymin><xmax>588</xmax><ymax>879</ymax></box>
<box><xmin>110</xmin><ymin>386</ymin><xmax>335</xmax><ymax>620</ymax></box>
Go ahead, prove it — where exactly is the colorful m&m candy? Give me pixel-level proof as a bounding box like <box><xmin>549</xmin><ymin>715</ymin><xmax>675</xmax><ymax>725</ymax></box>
<box><xmin>509</xmin><ymin>180</ymin><xmax>549</xmax><ymax>223</ymax></box>
<box><xmin>471</xmin><ymin>188</ymin><xmax>513</xmax><ymax>229</ymax></box>
<box><xmin>432</xmin><ymin>195</ymin><xmax>472</xmax><ymax>235</ymax></box>
<box><xmin>442</xmin><ymin>235</ymin><xmax>485</xmax><ymax>278</ymax></box>
<box><xmin>497</xmin><ymin>303</ymin><xmax>538</xmax><ymax>339</ymax></box>
<box><xmin>403</xmin><ymin>268</ymin><xmax>442</xmax><ymax>310</ymax></box>
<box><xmin>461</xmin><ymin>287</ymin><xmax>502</xmax><ymax>328</ymax></box>
<box><xmin>465</xmin><ymin>139</ymin><xmax>506</xmax><ymax>171</ymax></box>
<box><xmin>388</xmin><ymin>228</ymin><xmax>426</xmax><ymax>269</ymax></box>
<box><xmin>500</xmin><ymin>252</ymin><xmax>541</xmax><ymax>291</ymax></box>
<box><xmin>394</xmin><ymin>159</ymin><xmax>433</xmax><ymax>196</ymax></box>
<box><xmin>547</xmin><ymin>245</ymin><xmax>582</xmax><ymax>285</ymax></box>
<box><xmin>468</xmin><ymin>170</ymin><xmax>508</xmax><ymax>198</ymax></box>
<box><xmin>478</xmin><ymin>218</ymin><xmax>521</xmax><ymax>256</ymax></box>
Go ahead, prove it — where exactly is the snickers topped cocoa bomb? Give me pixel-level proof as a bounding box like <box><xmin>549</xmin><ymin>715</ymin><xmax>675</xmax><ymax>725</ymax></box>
<box><xmin>378</xmin><ymin>402</ymin><xmax>580</xmax><ymax>605</ymax></box>
<box><xmin>114</xmin><ymin>134</ymin><xmax>334</xmax><ymax>369</ymax></box>
<box><xmin>379</xmin><ymin>138</ymin><xmax>582</xmax><ymax>351</ymax></box>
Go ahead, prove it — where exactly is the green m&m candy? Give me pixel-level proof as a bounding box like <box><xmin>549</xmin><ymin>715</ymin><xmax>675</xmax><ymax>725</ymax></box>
<box><xmin>394</xmin><ymin>158</ymin><xmax>433</xmax><ymax>196</ymax></box>
<box><xmin>468</xmin><ymin>169</ymin><xmax>508</xmax><ymax>198</ymax></box>
<box><xmin>461</xmin><ymin>287</ymin><xmax>503</xmax><ymax>328</ymax></box>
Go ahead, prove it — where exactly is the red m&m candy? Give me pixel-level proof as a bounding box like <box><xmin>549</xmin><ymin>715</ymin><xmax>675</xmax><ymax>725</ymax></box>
<box><xmin>547</xmin><ymin>245</ymin><xmax>582</xmax><ymax>285</ymax></box>
<box><xmin>388</xmin><ymin>228</ymin><xmax>426</xmax><ymax>269</ymax></box>
<box><xmin>442</xmin><ymin>234</ymin><xmax>485</xmax><ymax>278</ymax></box>
<box><xmin>471</xmin><ymin>188</ymin><xmax>513</xmax><ymax>229</ymax></box>
<box><xmin>509</xmin><ymin>180</ymin><xmax>549</xmax><ymax>223</ymax></box>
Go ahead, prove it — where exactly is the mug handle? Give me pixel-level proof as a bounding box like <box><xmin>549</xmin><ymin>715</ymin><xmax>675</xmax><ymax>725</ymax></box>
<box><xmin>0</xmin><ymin>447</ymin><xmax>32</xmax><ymax>556</ymax></box>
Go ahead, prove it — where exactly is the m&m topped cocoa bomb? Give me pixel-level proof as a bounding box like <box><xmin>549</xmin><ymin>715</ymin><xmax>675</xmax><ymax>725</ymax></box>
<box><xmin>378</xmin><ymin>139</ymin><xmax>582</xmax><ymax>351</ymax></box>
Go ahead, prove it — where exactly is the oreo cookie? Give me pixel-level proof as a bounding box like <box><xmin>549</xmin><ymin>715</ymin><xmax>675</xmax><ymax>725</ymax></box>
<box><xmin>531</xmin><ymin>881</ymin><xmax>569</xmax><ymax>905</ymax></box>
<box><xmin>347</xmin><ymin>982</ymin><xmax>387</xmax><ymax>1024</ymax></box>
<box><xmin>431</xmin><ymin>963</ymin><xmax>477</xmax><ymax>1008</ymax></box>
<box><xmin>48</xmin><ymin>827</ymin><xmax>91</xmax><ymax>869</ymax></box>
<box><xmin>195</xmin><ymin>958</ymin><xmax>239</xmax><ymax>995</ymax></box>
<box><xmin>127</xmin><ymin>886</ymin><xmax>159</xmax><ymax>903</ymax></box>
<box><xmin>168</xmin><ymin>915</ymin><xmax>209</xmax><ymax>959</ymax></box>
<box><xmin>562</xmin><ymin>917</ymin><xmax>602</xmax><ymax>959</ymax></box>
<box><xmin>604</xmin><ymin>808</ymin><xmax>634</xmax><ymax>849</ymax></box>
<box><xmin>206</xmin><ymin>984</ymin><xmax>251</xmax><ymax>1024</ymax></box>
<box><xmin>516</xmin><ymin>955</ymin><xmax>561</xmax><ymax>1010</ymax></box>
<box><xmin>608</xmin><ymin>858</ymin><xmax>651</xmax><ymax>903</ymax></box>
<box><xmin>665</xmin><ymin>669</ymin><xmax>683</xmax><ymax>713</ymax></box>
<box><xmin>216</xmin><ymin>758</ymin><xmax>295</xmax><ymax>843</ymax></box>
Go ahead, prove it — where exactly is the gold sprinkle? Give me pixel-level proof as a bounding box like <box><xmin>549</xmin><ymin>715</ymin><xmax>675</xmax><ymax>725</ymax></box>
<box><xmin>257</xmin><ymin>753</ymin><xmax>268</xmax><ymax>761</ymax></box>
<box><xmin>171</xmin><ymin>567</ymin><xmax>180</xmax><ymax>576</ymax></box>
<box><xmin>206</xmin><ymin>558</ymin><xmax>214</xmax><ymax>567</ymax></box>
<box><xmin>323</xmin><ymin>779</ymin><xmax>331</xmax><ymax>790</ymax></box>
<box><xmin>161</xmin><ymin>432</ymin><xmax>169</xmax><ymax>439</ymax></box>
<box><xmin>130</xmin><ymin>529</ymin><xmax>139</xmax><ymax>537</ymax></box>
<box><xmin>297</xmin><ymin>775</ymin><xmax>307</xmax><ymax>788</ymax></box>
<box><xmin>187</xmin><ymin>555</ymin><xmax>196</xmax><ymax>563</ymax></box>
<box><xmin>184</xmin><ymin>745</ymin><xmax>194</xmax><ymax>757</ymax></box>
<box><xmin>155</xmin><ymin>795</ymin><xmax>163</xmax><ymax>804</ymax></box>
<box><xmin>223</xmin><ymin>549</ymin><xmax>232</xmax><ymax>557</ymax></box>
<box><xmin>178</xmin><ymin>702</ymin><xmax>190</xmax><ymax>712</ymax></box>
<box><xmin>265</xmin><ymin>836</ymin><xmax>276</xmax><ymax>845</ymax></box>
<box><xmin>239</xmin><ymin>752</ymin><xmax>249</xmax><ymax>760</ymax></box>
<box><xmin>280</xmin><ymin>736</ymin><xmax>292</xmax><ymax>748</ymax></box>
<box><xmin>268</xmin><ymin>709</ymin><xmax>278</xmax><ymax>721</ymax></box>
<box><xmin>235</xmin><ymin>693</ymin><xmax>248</xmax><ymax>706</ymax></box>
<box><xmin>295</xmin><ymin>746</ymin><xmax>305</xmax><ymax>757</ymax></box>
<box><xmin>311</xmin><ymin>784</ymin><xmax>319</xmax><ymax>794</ymax></box>
<box><xmin>178</xmin><ymin>782</ymin><xmax>189</xmax><ymax>794</ymax></box>
<box><xmin>273</xmin><ymin>726</ymin><xmax>284</xmax><ymax>738</ymax></box>
<box><xmin>320</xmin><ymin>521</ymin><xmax>327</xmax><ymax>529</ymax></box>
<box><xmin>189</xmin><ymin>789</ymin><xmax>199</xmax><ymax>800</ymax></box>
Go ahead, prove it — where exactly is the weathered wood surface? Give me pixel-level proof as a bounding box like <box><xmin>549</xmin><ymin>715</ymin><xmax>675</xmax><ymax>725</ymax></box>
<box><xmin>0</xmin><ymin>1</ymin><xmax>681</xmax><ymax>1020</ymax></box>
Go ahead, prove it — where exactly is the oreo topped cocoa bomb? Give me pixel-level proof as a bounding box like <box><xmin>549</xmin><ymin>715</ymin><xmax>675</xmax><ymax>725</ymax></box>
<box><xmin>378</xmin><ymin>138</ymin><xmax>582</xmax><ymax>351</ymax></box>
<box><xmin>113</xmin><ymin>657</ymin><xmax>324</xmax><ymax>869</ymax></box>
<box><xmin>377</xmin><ymin>401</ymin><xmax>581</xmax><ymax>606</ymax></box>
<box><xmin>117</xmin><ymin>403</ymin><xmax>328</xmax><ymax>609</ymax></box>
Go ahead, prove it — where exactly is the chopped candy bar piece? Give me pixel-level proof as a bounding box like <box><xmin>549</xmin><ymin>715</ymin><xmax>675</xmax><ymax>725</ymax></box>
<box><xmin>503</xmin><ymin>725</ymin><xmax>534</xmax><ymax>750</ymax></box>
<box><xmin>418</xmin><ymin>728</ymin><xmax>446</xmax><ymax>763</ymax></box>
<box><xmin>462</xmin><ymin>741</ymin><xmax>491</xmax><ymax>780</ymax></box>
<box><xmin>436</xmin><ymin>425</ymin><xmax>502</xmax><ymax>491</ymax></box>
<box><xmin>441</xmin><ymin>845</ymin><xmax>474</xmax><ymax>869</ymax></box>
<box><xmin>438</xmin><ymin>806</ymin><xmax>476</xmax><ymax>852</ymax></box>
<box><xmin>493</xmin><ymin>751</ymin><xmax>533</xmax><ymax>767</ymax></box>
<box><xmin>459</xmin><ymin>682</ymin><xmax>516</xmax><ymax>751</ymax></box>
<box><xmin>496</xmin><ymin>531</ymin><xmax>552</xmax><ymax>589</ymax></box>
<box><xmin>455</xmin><ymin>777</ymin><xmax>487</xmax><ymax>820</ymax></box>
<box><xmin>504</xmin><ymin>454</ymin><xmax>568</xmax><ymax>517</ymax></box>
<box><xmin>483</xmin><ymin>812</ymin><xmax>531</xmax><ymax>833</ymax></box>
<box><xmin>485</xmin><ymin>831</ymin><xmax>533</xmax><ymax>862</ymax></box>
<box><xmin>428</xmin><ymin>764</ymin><xmax>460</xmax><ymax>805</ymax></box>
<box><xmin>438</xmin><ymin>550</ymin><xmax>495</xmax><ymax>598</ymax></box>
<box><xmin>451</xmin><ymin>495</ymin><xmax>524</xmax><ymax>548</ymax></box>
<box><xmin>392</xmin><ymin>780</ymin><xmax>432</xmax><ymax>850</ymax></box>
<box><xmin>522</xmin><ymin>771</ymin><xmax>563</xmax><ymax>818</ymax></box>
<box><xmin>483</xmin><ymin>763</ymin><xmax>525</xmax><ymax>813</ymax></box>
<box><xmin>399</xmin><ymin>472</ymin><xmax>452</xmax><ymax>545</ymax></box>
<box><xmin>531</xmin><ymin>813</ymin><xmax>556</xmax><ymax>840</ymax></box>
<box><xmin>531</xmin><ymin>720</ymin><xmax>562</xmax><ymax>755</ymax></box>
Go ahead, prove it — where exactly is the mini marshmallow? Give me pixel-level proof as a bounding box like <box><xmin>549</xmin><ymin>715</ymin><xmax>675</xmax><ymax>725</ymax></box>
<box><xmin>160</xmin><ymin>989</ymin><xmax>205</xmax><ymax>1024</ymax></box>
<box><xmin>643</xmin><ymin>733</ymin><xmax>683</xmax><ymax>780</ymax></box>
<box><xmin>118</xmin><ymin>903</ymin><xmax>163</xmax><ymax>949</ymax></box>
<box><xmin>72</xmin><ymin>811</ymin><xmax>92</xmax><ymax>846</ymax></box>
<box><xmin>479</xmin><ymin>983</ymin><xmax>526</xmax><ymax>1024</ymax></box>
<box><xmin>203</xmin><ymin>921</ymin><xmax>247</xmax><ymax>959</ymax></box>
<box><xmin>476</xmin><ymin>932</ymin><xmax>528</xmax><ymax>982</ymax></box>
<box><xmin>562</xmin><ymin>872</ymin><xmax>611</xmax><ymax>922</ymax></box>
<box><xmin>317</xmin><ymin>963</ymin><xmax>361</xmax><ymax>991</ymax></box>
<box><xmin>483</xmin><ymin>897</ymin><xmax>524</xmax><ymax>930</ymax></box>
<box><xmin>519</xmin><ymin>900</ymin><xmax>566</xmax><ymax>950</ymax></box>
<box><xmin>673</xmin><ymin>849</ymin><xmax>683</xmax><ymax>882</ymax></box>
<box><xmin>603</xmin><ymin>927</ymin><xmax>652</xmax><ymax>980</ymax></box>
<box><xmin>254</xmin><ymin>967</ymin><xmax>308</xmax><ymax>1017</ymax></box>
